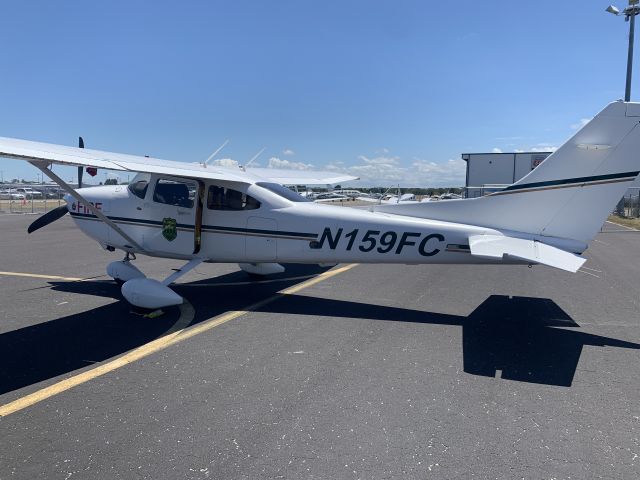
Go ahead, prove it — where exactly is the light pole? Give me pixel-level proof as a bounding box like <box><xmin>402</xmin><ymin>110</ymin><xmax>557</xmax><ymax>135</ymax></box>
<box><xmin>607</xmin><ymin>1</ymin><xmax>640</xmax><ymax>101</ymax></box>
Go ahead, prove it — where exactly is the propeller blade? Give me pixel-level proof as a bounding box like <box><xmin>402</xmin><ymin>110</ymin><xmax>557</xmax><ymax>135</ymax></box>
<box><xmin>27</xmin><ymin>205</ymin><xmax>69</xmax><ymax>234</ymax></box>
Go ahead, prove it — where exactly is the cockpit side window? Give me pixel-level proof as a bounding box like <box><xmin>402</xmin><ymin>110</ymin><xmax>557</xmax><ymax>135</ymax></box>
<box><xmin>207</xmin><ymin>186</ymin><xmax>260</xmax><ymax>211</ymax></box>
<box><xmin>153</xmin><ymin>178</ymin><xmax>195</xmax><ymax>208</ymax></box>
<box><xmin>128</xmin><ymin>173</ymin><xmax>151</xmax><ymax>200</ymax></box>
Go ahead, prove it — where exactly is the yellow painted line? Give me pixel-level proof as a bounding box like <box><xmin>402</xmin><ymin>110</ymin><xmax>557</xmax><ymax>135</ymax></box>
<box><xmin>606</xmin><ymin>220</ymin><xmax>640</xmax><ymax>231</ymax></box>
<box><xmin>0</xmin><ymin>263</ymin><xmax>358</xmax><ymax>417</ymax></box>
<box><xmin>0</xmin><ymin>271</ymin><xmax>85</xmax><ymax>281</ymax></box>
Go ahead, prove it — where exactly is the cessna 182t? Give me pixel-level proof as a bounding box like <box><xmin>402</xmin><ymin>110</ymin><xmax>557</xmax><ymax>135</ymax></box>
<box><xmin>1</xmin><ymin>101</ymin><xmax>639</xmax><ymax>309</ymax></box>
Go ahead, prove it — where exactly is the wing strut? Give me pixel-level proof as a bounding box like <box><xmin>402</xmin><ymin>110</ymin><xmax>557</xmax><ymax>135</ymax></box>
<box><xmin>30</xmin><ymin>161</ymin><xmax>143</xmax><ymax>251</ymax></box>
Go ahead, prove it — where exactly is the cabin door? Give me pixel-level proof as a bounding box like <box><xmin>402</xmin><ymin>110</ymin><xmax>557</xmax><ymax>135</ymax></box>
<box><xmin>143</xmin><ymin>177</ymin><xmax>202</xmax><ymax>256</ymax></box>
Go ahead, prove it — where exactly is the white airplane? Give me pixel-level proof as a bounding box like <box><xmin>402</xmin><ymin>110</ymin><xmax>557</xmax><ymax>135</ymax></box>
<box><xmin>1</xmin><ymin>101</ymin><xmax>638</xmax><ymax>310</ymax></box>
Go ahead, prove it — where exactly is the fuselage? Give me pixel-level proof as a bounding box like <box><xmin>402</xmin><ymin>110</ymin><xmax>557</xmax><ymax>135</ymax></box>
<box><xmin>66</xmin><ymin>174</ymin><xmax>510</xmax><ymax>266</ymax></box>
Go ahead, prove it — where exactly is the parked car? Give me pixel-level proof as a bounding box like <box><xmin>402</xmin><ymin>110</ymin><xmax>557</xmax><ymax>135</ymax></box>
<box><xmin>314</xmin><ymin>193</ymin><xmax>349</xmax><ymax>202</ymax></box>
<box><xmin>14</xmin><ymin>187</ymin><xmax>43</xmax><ymax>199</ymax></box>
<box><xmin>0</xmin><ymin>190</ymin><xmax>26</xmax><ymax>200</ymax></box>
<box><xmin>42</xmin><ymin>187</ymin><xmax>64</xmax><ymax>199</ymax></box>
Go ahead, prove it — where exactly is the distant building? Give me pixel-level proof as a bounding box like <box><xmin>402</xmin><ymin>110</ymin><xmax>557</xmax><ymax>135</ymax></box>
<box><xmin>462</xmin><ymin>152</ymin><xmax>552</xmax><ymax>198</ymax></box>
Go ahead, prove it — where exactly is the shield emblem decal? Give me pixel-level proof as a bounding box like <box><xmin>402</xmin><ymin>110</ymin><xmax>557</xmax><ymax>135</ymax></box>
<box><xmin>162</xmin><ymin>217</ymin><xmax>177</xmax><ymax>242</ymax></box>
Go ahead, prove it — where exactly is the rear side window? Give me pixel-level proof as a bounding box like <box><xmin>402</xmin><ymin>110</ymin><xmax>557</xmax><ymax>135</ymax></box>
<box><xmin>207</xmin><ymin>186</ymin><xmax>260</xmax><ymax>211</ymax></box>
<box><xmin>256</xmin><ymin>182</ymin><xmax>309</xmax><ymax>202</ymax></box>
<box><xmin>153</xmin><ymin>178</ymin><xmax>195</xmax><ymax>208</ymax></box>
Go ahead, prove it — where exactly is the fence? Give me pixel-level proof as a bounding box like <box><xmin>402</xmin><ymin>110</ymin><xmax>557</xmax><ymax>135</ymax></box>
<box><xmin>617</xmin><ymin>192</ymin><xmax>640</xmax><ymax>218</ymax></box>
<box><xmin>464</xmin><ymin>184</ymin><xmax>510</xmax><ymax>198</ymax></box>
<box><xmin>0</xmin><ymin>198</ymin><xmax>64</xmax><ymax>214</ymax></box>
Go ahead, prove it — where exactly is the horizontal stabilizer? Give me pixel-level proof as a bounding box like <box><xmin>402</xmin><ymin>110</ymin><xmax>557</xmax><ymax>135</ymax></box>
<box><xmin>468</xmin><ymin>235</ymin><xmax>586</xmax><ymax>273</ymax></box>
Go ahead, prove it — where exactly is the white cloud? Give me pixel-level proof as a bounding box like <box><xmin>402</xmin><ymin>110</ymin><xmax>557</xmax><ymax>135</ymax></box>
<box><xmin>282</xmin><ymin>149</ymin><xmax>295</xmax><ymax>156</ymax></box>
<box><xmin>211</xmin><ymin>158</ymin><xmax>239</xmax><ymax>168</ymax></box>
<box><xmin>207</xmin><ymin>151</ymin><xmax>466</xmax><ymax>187</ymax></box>
<box><xmin>357</xmin><ymin>154</ymin><xmax>400</xmax><ymax>166</ymax></box>
<box><xmin>529</xmin><ymin>146</ymin><xmax>558</xmax><ymax>152</ymax></box>
<box><xmin>411</xmin><ymin>158</ymin><xmax>467</xmax><ymax>186</ymax></box>
<box><xmin>267</xmin><ymin>157</ymin><xmax>314</xmax><ymax>170</ymax></box>
<box><xmin>324</xmin><ymin>154</ymin><xmax>465</xmax><ymax>187</ymax></box>
<box><xmin>570</xmin><ymin>118</ymin><xmax>591</xmax><ymax>130</ymax></box>
<box><xmin>506</xmin><ymin>145</ymin><xmax>558</xmax><ymax>153</ymax></box>
<box><xmin>492</xmin><ymin>147</ymin><xmax>503</xmax><ymax>153</ymax></box>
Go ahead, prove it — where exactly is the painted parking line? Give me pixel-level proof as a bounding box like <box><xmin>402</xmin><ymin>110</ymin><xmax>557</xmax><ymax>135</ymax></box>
<box><xmin>0</xmin><ymin>263</ymin><xmax>358</xmax><ymax>417</ymax></box>
<box><xmin>0</xmin><ymin>271</ymin><xmax>85</xmax><ymax>281</ymax></box>
<box><xmin>605</xmin><ymin>220</ymin><xmax>640</xmax><ymax>231</ymax></box>
<box><xmin>0</xmin><ymin>270</ymin><xmax>325</xmax><ymax>287</ymax></box>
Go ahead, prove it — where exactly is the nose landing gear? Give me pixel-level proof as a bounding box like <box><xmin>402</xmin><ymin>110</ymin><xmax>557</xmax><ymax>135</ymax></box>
<box><xmin>107</xmin><ymin>252</ymin><xmax>144</xmax><ymax>286</ymax></box>
<box><xmin>107</xmin><ymin>254</ymin><xmax>203</xmax><ymax>309</ymax></box>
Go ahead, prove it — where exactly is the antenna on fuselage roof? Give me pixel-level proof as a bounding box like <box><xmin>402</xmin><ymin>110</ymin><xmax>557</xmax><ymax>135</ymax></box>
<box><xmin>379</xmin><ymin>184</ymin><xmax>396</xmax><ymax>205</ymax></box>
<box><xmin>203</xmin><ymin>139</ymin><xmax>230</xmax><ymax>167</ymax></box>
<box><xmin>239</xmin><ymin>147</ymin><xmax>266</xmax><ymax>172</ymax></box>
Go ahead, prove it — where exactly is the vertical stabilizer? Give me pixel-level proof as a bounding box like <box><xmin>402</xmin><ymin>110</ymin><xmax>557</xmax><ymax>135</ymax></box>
<box><xmin>374</xmin><ymin>101</ymin><xmax>640</xmax><ymax>246</ymax></box>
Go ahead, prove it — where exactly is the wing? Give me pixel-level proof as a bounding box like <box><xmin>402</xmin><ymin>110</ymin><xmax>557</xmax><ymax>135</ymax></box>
<box><xmin>0</xmin><ymin>136</ymin><xmax>251</xmax><ymax>183</ymax></box>
<box><xmin>0</xmin><ymin>136</ymin><xmax>359</xmax><ymax>186</ymax></box>
<box><xmin>246</xmin><ymin>167</ymin><xmax>358</xmax><ymax>186</ymax></box>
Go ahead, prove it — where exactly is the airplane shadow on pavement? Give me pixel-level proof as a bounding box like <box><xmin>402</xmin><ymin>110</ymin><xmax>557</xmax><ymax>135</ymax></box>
<box><xmin>251</xmin><ymin>294</ymin><xmax>640</xmax><ymax>387</ymax></box>
<box><xmin>0</xmin><ymin>265</ymin><xmax>328</xmax><ymax>396</ymax></box>
<box><xmin>0</xmin><ymin>268</ymin><xmax>637</xmax><ymax>395</ymax></box>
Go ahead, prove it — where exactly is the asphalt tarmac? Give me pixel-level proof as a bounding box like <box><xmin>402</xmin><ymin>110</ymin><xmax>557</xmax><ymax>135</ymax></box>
<box><xmin>0</xmin><ymin>213</ymin><xmax>638</xmax><ymax>479</ymax></box>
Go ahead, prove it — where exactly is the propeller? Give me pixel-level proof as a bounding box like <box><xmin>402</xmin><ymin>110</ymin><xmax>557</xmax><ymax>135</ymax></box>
<box><xmin>27</xmin><ymin>205</ymin><xmax>69</xmax><ymax>234</ymax></box>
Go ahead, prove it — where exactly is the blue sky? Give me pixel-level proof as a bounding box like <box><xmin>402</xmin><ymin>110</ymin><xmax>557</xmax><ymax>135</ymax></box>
<box><xmin>0</xmin><ymin>1</ymin><xmax>634</xmax><ymax>186</ymax></box>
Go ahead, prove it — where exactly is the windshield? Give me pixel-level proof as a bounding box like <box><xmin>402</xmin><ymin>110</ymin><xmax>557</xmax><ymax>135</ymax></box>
<box><xmin>256</xmin><ymin>182</ymin><xmax>310</xmax><ymax>202</ymax></box>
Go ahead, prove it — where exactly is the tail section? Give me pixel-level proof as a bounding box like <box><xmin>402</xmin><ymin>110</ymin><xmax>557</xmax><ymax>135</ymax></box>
<box><xmin>375</xmin><ymin>101</ymin><xmax>640</xmax><ymax>247</ymax></box>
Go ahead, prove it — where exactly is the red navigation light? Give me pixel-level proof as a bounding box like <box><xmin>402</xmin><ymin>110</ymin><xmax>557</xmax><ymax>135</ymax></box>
<box><xmin>86</xmin><ymin>167</ymin><xmax>97</xmax><ymax>177</ymax></box>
